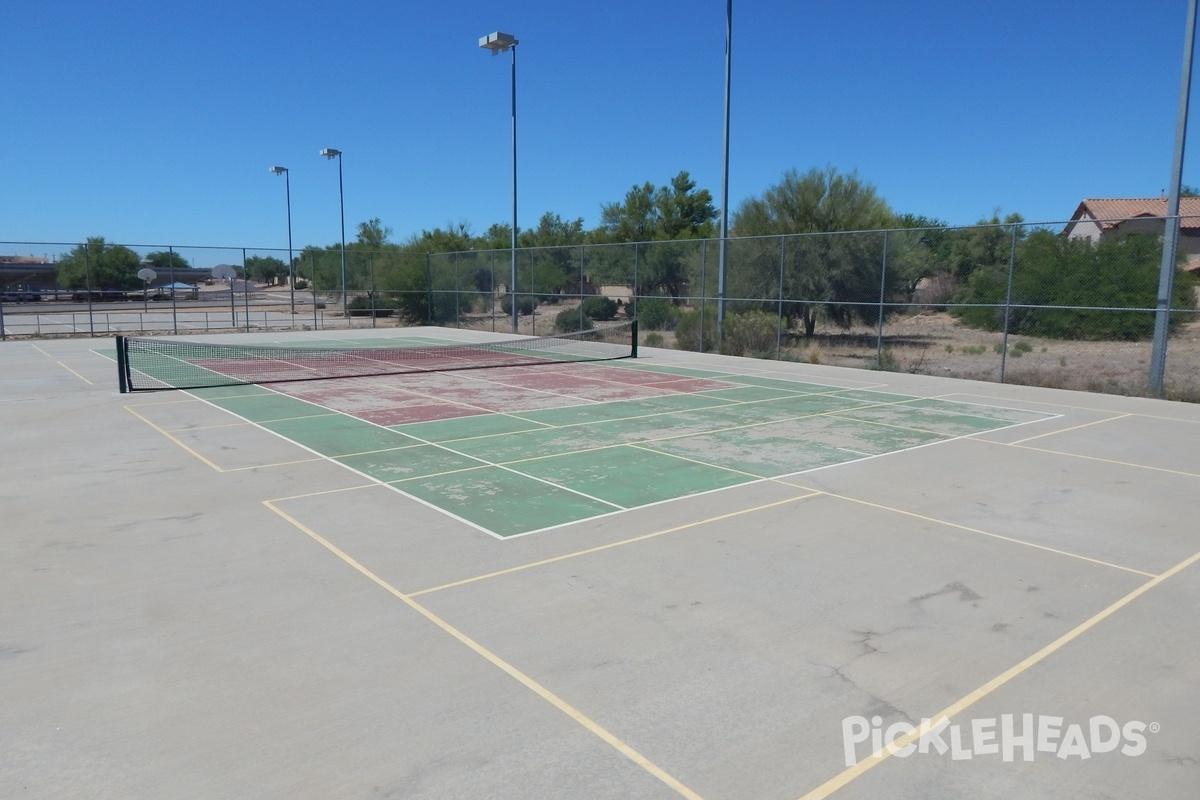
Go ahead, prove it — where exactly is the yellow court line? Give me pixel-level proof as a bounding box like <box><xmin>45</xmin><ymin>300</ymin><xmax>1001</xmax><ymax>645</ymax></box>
<box><xmin>32</xmin><ymin>343</ymin><xmax>97</xmax><ymax>385</ymax></box>
<box><xmin>167</xmin><ymin>421</ymin><xmax>255</xmax><ymax>432</ymax></box>
<box><xmin>986</xmin><ymin>440</ymin><xmax>1200</xmax><ymax>480</ymax></box>
<box><xmin>1007</xmin><ymin>413</ymin><xmax>1132</xmax><ymax>445</ymax></box>
<box><xmin>946</xmin><ymin>391</ymin><xmax>1200</xmax><ymax>425</ymax></box>
<box><xmin>125</xmin><ymin>396</ymin><xmax>206</xmax><ymax>407</ymax></box>
<box><xmin>127</xmin><ymin>405</ymin><xmax>329</xmax><ymax>475</ymax></box>
<box><xmin>57</xmin><ymin>361</ymin><xmax>94</xmax><ymax>385</ymax></box>
<box><xmin>797</xmin><ymin>547</ymin><xmax>1200</xmax><ymax>800</ymax></box>
<box><xmin>124</xmin><ymin>405</ymin><xmax>226</xmax><ymax>472</ymax></box>
<box><xmin>410</xmin><ymin>493</ymin><xmax>820</xmax><ymax>597</ymax></box>
<box><xmin>266</xmin><ymin>483</ymin><xmax>381</xmax><ymax>503</ymax></box>
<box><xmin>222</xmin><ymin>457</ymin><xmax>327</xmax><ymax>472</ymax></box>
<box><xmin>261</xmin><ymin>500</ymin><xmax>704</xmax><ymax>800</ymax></box>
<box><xmin>773</xmin><ymin>482</ymin><xmax>1155</xmax><ymax>578</ymax></box>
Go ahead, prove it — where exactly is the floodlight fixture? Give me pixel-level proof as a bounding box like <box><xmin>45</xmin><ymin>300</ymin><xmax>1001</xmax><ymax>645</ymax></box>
<box><xmin>478</xmin><ymin>31</ymin><xmax>517</xmax><ymax>53</ymax></box>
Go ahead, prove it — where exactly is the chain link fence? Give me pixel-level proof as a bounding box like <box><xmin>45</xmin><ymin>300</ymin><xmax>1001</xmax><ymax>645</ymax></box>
<box><xmin>3</xmin><ymin>219</ymin><xmax>1198</xmax><ymax>400</ymax></box>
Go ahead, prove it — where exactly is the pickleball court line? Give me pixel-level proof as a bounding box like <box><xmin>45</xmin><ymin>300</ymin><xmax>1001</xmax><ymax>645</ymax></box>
<box><xmin>796</xmin><ymin>546</ymin><xmax>1200</xmax><ymax>800</ymax></box>
<box><xmin>262</xmin><ymin>499</ymin><xmax>706</xmax><ymax>800</ymax></box>
<box><xmin>772</xmin><ymin>481</ymin><xmax>1155</xmax><ymax>578</ymax></box>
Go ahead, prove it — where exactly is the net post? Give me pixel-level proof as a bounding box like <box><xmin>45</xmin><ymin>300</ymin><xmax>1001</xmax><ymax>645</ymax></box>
<box><xmin>631</xmin><ymin>318</ymin><xmax>638</xmax><ymax>358</ymax></box>
<box><xmin>116</xmin><ymin>335</ymin><xmax>129</xmax><ymax>393</ymax></box>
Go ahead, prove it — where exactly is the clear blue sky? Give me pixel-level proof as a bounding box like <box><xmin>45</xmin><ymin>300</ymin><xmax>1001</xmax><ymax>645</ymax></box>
<box><xmin>4</xmin><ymin>0</ymin><xmax>1199</xmax><ymax>257</ymax></box>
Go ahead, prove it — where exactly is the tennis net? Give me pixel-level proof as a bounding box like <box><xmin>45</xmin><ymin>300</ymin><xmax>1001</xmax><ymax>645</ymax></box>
<box><xmin>117</xmin><ymin>320</ymin><xmax>638</xmax><ymax>392</ymax></box>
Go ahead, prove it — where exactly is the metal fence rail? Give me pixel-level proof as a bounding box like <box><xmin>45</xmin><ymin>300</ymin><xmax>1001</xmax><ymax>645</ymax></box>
<box><xmin>3</xmin><ymin>218</ymin><xmax>1198</xmax><ymax>400</ymax></box>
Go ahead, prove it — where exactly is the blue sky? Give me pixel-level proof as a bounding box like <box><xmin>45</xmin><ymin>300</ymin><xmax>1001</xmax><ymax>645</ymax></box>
<box><xmin>4</xmin><ymin>0</ymin><xmax>1199</xmax><ymax>256</ymax></box>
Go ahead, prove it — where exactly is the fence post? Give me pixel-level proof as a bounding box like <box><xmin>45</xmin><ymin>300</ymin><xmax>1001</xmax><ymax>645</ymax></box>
<box><xmin>425</xmin><ymin>253</ymin><xmax>434</xmax><ymax>325</ymax></box>
<box><xmin>632</xmin><ymin>243</ymin><xmax>639</xmax><ymax>324</ymax></box>
<box><xmin>875</xmin><ymin>230</ymin><xmax>889</xmax><ymax>364</ymax></box>
<box><xmin>242</xmin><ymin>248</ymin><xmax>250</xmax><ymax>331</ymax></box>
<box><xmin>578</xmin><ymin>245</ymin><xmax>586</xmax><ymax>331</ymax></box>
<box><xmin>168</xmin><ymin>246</ymin><xmax>179</xmax><ymax>335</ymax></box>
<box><xmin>999</xmin><ymin>223</ymin><xmax>1018</xmax><ymax>383</ymax></box>
<box><xmin>777</xmin><ymin>235</ymin><xmax>786</xmax><ymax>359</ymax></box>
<box><xmin>699</xmin><ymin>240</ymin><xmax>707</xmax><ymax>352</ymax></box>
<box><xmin>370</xmin><ymin>252</ymin><xmax>377</xmax><ymax>328</ymax></box>
<box><xmin>529</xmin><ymin>249</ymin><xmax>536</xmax><ymax>336</ymax></box>
<box><xmin>83</xmin><ymin>241</ymin><xmax>96</xmax><ymax>336</ymax></box>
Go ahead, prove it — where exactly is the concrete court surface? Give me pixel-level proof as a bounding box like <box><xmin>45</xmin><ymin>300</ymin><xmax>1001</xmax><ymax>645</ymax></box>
<box><xmin>1</xmin><ymin>330</ymin><xmax>1198</xmax><ymax>800</ymax></box>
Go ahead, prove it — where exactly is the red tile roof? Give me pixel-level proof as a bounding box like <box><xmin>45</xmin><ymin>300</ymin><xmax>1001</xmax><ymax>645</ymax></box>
<box><xmin>1072</xmin><ymin>197</ymin><xmax>1200</xmax><ymax>230</ymax></box>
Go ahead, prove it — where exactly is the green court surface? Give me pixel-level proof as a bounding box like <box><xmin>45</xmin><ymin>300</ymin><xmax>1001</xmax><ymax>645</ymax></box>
<box><xmin>190</xmin><ymin>362</ymin><xmax>1053</xmax><ymax>538</ymax></box>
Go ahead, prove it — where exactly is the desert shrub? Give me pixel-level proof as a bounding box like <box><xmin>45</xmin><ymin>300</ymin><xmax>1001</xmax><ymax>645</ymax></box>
<box><xmin>643</xmin><ymin>331</ymin><xmax>664</xmax><ymax>347</ymax></box>
<box><xmin>346</xmin><ymin>294</ymin><xmax>395</xmax><ymax>317</ymax></box>
<box><xmin>581</xmin><ymin>295</ymin><xmax>618</xmax><ymax>320</ymax></box>
<box><xmin>954</xmin><ymin>231</ymin><xmax>1195</xmax><ymax>339</ymax></box>
<box><xmin>637</xmin><ymin>296</ymin><xmax>681</xmax><ymax>331</ymax></box>
<box><xmin>500</xmin><ymin>293</ymin><xmax>538</xmax><ymax>316</ymax></box>
<box><xmin>721</xmin><ymin>310</ymin><xmax>779</xmax><ymax>356</ymax></box>
<box><xmin>912</xmin><ymin>272</ymin><xmax>959</xmax><ymax>306</ymax></box>
<box><xmin>554</xmin><ymin>307</ymin><xmax>593</xmax><ymax>333</ymax></box>
<box><xmin>674</xmin><ymin>306</ymin><xmax>718</xmax><ymax>352</ymax></box>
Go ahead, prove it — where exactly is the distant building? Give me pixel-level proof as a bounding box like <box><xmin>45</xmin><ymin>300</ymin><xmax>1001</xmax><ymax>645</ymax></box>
<box><xmin>0</xmin><ymin>255</ymin><xmax>56</xmax><ymax>293</ymax></box>
<box><xmin>1063</xmin><ymin>197</ymin><xmax>1200</xmax><ymax>271</ymax></box>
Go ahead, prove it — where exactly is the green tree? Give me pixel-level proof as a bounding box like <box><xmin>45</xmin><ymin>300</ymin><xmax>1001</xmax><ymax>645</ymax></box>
<box><xmin>145</xmin><ymin>250</ymin><xmax>190</xmax><ymax>273</ymax></box>
<box><xmin>731</xmin><ymin>167</ymin><xmax>897</xmax><ymax>336</ymax></box>
<box><xmin>591</xmin><ymin>173</ymin><xmax>715</xmax><ymax>300</ymax></box>
<box><xmin>55</xmin><ymin>237</ymin><xmax>141</xmax><ymax>291</ymax></box>
<box><xmin>356</xmin><ymin>218</ymin><xmax>392</xmax><ymax>248</ymax></box>
<box><xmin>938</xmin><ymin>211</ymin><xmax>1026</xmax><ymax>280</ymax></box>
<box><xmin>245</xmin><ymin>255</ymin><xmax>287</xmax><ymax>286</ymax></box>
<box><xmin>597</xmin><ymin>170</ymin><xmax>716</xmax><ymax>243</ymax></box>
<box><xmin>520</xmin><ymin>212</ymin><xmax>585</xmax><ymax>248</ymax></box>
<box><xmin>518</xmin><ymin>212</ymin><xmax>587</xmax><ymax>299</ymax></box>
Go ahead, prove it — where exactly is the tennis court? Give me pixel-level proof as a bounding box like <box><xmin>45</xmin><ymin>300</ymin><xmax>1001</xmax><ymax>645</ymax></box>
<box><xmin>3</xmin><ymin>326</ymin><xmax>1199</xmax><ymax>799</ymax></box>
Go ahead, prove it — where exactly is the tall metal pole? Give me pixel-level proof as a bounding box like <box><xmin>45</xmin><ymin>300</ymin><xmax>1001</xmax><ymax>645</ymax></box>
<box><xmin>270</xmin><ymin>166</ymin><xmax>295</xmax><ymax>317</ymax></box>
<box><xmin>510</xmin><ymin>43</ymin><xmax>519</xmax><ymax>333</ymax></box>
<box><xmin>1149</xmin><ymin>0</ymin><xmax>1197</xmax><ymax>396</ymax></box>
<box><xmin>320</xmin><ymin>149</ymin><xmax>347</xmax><ymax>316</ymax></box>
<box><xmin>337</xmin><ymin>155</ymin><xmax>347</xmax><ymax>314</ymax></box>
<box><xmin>716</xmin><ymin>0</ymin><xmax>732</xmax><ymax>345</ymax></box>
<box><xmin>479</xmin><ymin>33</ymin><xmax>520</xmax><ymax>332</ymax></box>
<box><xmin>285</xmin><ymin>171</ymin><xmax>295</xmax><ymax>317</ymax></box>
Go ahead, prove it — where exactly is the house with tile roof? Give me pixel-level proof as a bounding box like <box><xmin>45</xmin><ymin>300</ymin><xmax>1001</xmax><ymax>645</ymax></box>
<box><xmin>1063</xmin><ymin>197</ymin><xmax>1200</xmax><ymax>270</ymax></box>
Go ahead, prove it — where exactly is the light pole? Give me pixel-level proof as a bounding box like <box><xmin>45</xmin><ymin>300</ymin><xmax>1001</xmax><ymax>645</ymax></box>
<box><xmin>319</xmin><ymin>148</ymin><xmax>347</xmax><ymax>313</ymax></box>
<box><xmin>1149</xmin><ymin>0</ymin><xmax>1198</xmax><ymax>395</ymax></box>
<box><xmin>479</xmin><ymin>31</ymin><xmax>519</xmax><ymax>332</ymax></box>
<box><xmin>716</xmin><ymin>0</ymin><xmax>732</xmax><ymax>346</ymax></box>
<box><xmin>269</xmin><ymin>166</ymin><xmax>295</xmax><ymax>316</ymax></box>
